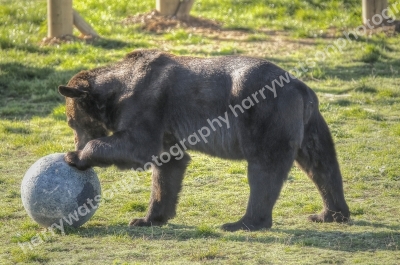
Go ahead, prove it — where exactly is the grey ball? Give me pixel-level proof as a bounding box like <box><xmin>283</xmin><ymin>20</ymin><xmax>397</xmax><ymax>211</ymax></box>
<box><xmin>21</xmin><ymin>153</ymin><xmax>101</xmax><ymax>228</ymax></box>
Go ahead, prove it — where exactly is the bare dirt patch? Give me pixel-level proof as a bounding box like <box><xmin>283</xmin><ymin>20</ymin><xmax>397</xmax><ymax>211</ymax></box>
<box><xmin>366</xmin><ymin>20</ymin><xmax>400</xmax><ymax>36</ymax></box>
<box><xmin>122</xmin><ymin>10</ymin><xmax>221</xmax><ymax>33</ymax></box>
<box><xmin>122</xmin><ymin>10</ymin><xmax>319</xmax><ymax>58</ymax></box>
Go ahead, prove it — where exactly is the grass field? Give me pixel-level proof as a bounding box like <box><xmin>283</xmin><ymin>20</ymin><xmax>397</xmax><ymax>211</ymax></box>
<box><xmin>1</xmin><ymin>0</ymin><xmax>399</xmax><ymax>264</ymax></box>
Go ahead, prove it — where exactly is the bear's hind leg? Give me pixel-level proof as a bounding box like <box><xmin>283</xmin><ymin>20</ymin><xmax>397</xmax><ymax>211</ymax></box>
<box><xmin>222</xmin><ymin>149</ymin><xmax>296</xmax><ymax>232</ymax></box>
<box><xmin>295</xmin><ymin>111</ymin><xmax>350</xmax><ymax>223</ymax></box>
<box><xmin>129</xmin><ymin>153</ymin><xmax>190</xmax><ymax>227</ymax></box>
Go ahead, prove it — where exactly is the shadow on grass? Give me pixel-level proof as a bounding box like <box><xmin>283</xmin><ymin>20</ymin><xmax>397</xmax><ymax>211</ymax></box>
<box><xmin>0</xmin><ymin>37</ymin><xmax>51</xmax><ymax>54</ymax></box>
<box><xmin>0</xmin><ymin>62</ymin><xmax>81</xmax><ymax>119</ymax></box>
<box><xmin>89</xmin><ymin>38</ymin><xmax>132</xmax><ymax>50</ymax></box>
<box><xmin>68</xmin><ymin>221</ymin><xmax>399</xmax><ymax>252</ymax></box>
<box><xmin>271</xmin><ymin>227</ymin><xmax>399</xmax><ymax>252</ymax></box>
<box><xmin>351</xmin><ymin>220</ymin><xmax>400</xmax><ymax>230</ymax></box>
<box><xmin>67</xmin><ymin>223</ymin><xmax>221</xmax><ymax>240</ymax></box>
<box><xmin>264</xmin><ymin>53</ymin><xmax>400</xmax><ymax>83</ymax></box>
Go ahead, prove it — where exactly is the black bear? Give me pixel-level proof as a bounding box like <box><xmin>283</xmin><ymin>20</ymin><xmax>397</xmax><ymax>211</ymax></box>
<box><xmin>58</xmin><ymin>50</ymin><xmax>350</xmax><ymax>231</ymax></box>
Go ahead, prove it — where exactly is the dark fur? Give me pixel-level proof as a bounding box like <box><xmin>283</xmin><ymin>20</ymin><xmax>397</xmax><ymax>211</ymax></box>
<box><xmin>59</xmin><ymin>50</ymin><xmax>350</xmax><ymax>231</ymax></box>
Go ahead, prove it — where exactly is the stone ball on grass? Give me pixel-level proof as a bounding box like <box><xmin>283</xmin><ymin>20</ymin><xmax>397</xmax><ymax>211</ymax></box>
<box><xmin>21</xmin><ymin>153</ymin><xmax>101</xmax><ymax>228</ymax></box>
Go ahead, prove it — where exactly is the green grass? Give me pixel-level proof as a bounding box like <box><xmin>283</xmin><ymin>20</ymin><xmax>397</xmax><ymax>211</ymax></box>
<box><xmin>1</xmin><ymin>0</ymin><xmax>400</xmax><ymax>264</ymax></box>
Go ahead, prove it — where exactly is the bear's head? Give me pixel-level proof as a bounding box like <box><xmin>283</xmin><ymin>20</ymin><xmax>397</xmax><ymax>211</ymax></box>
<box><xmin>58</xmin><ymin>71</ymin><xmax>109</xmax><ymax>151</ymax></box>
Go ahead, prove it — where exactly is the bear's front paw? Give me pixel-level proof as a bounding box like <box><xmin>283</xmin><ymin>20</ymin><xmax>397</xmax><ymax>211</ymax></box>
<box><xmin>64</xmin><ymin>151</ymin><xmax>91</xmax><ymax>171</ymax></box>
<box><xmin>128</xmin><ymin>218</ymin><xmax>166</xmax><ymax>227</ymax></box>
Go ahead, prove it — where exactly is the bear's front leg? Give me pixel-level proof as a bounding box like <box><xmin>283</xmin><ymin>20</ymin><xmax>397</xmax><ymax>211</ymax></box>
<box><xmin>129</xmin><ymin>152</ymin><xmax>191</xmax><ymax>227</ymax></box>
<box><xmin>64</xmin><ymin>132</ymin><xmax>158</xmax><ymax>170</ymax></box>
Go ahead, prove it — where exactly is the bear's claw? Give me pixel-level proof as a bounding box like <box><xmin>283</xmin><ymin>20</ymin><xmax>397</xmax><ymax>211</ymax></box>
<box><xmin>64</xmin><ymin>151</ymin><xmax>91</xmax><ymax>171</ymax></box>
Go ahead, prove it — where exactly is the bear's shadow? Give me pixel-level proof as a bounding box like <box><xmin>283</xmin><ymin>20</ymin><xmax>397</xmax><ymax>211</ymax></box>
<box><xmin>67</xmin><ymin>220</ymin><xmax>399</xmax><ymax>252</ymax></box>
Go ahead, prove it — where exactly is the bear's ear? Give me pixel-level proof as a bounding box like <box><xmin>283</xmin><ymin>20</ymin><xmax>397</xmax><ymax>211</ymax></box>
<box><xmin>58</xmin><ymin>86</ymin><xmax>88</xmax><ymax>98</ymax></box>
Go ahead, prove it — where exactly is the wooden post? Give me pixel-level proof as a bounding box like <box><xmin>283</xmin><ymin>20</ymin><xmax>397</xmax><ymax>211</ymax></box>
<box><xmin>362</xmin><ymin>0</ymin><xmax>388</xmax><ymax>25</ymax></box>
<box><xmin>73</xmin><ymin>9</ymin><xmax>98</xmax><ymax>37</ymax></box>
<box><xmin>156</xmin><ymin>0</ymin><xmax>180</xmax><ymax>16</ymax></box>
<box><xmin>47</xmin><ymin>0</ymin><xmax>73</xmax><ymax>38</ymax></box>
<box><xmin>176</xmin><ymin>0</ymin><xmax>195</xmax><ymax>19</ymax></box>
<box><xmin>156</xmin><ymin>0</ymin><xmax>195</xmax><ymax>17</ymax></box>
